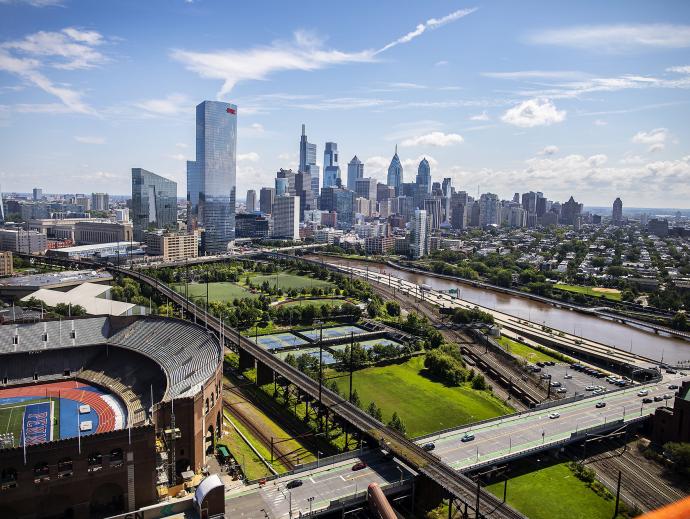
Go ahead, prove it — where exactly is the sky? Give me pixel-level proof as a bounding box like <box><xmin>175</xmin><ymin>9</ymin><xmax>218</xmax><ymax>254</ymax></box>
<box><xmin>1</xmin><ymin>0</ymin><xmax>690</xmax><ymax>208</ymax></box>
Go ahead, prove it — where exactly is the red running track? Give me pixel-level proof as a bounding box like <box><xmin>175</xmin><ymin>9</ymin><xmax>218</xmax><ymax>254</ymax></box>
<box><xmin>0</xmin><ymin>380</ymin><xmax>117</xmax><ymax>433</ymax></box>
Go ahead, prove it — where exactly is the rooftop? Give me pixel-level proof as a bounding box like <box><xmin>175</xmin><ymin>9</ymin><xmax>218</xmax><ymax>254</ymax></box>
<box><xmin>0</xmin><ymin>269</ymin><xmax>112</xmax><ymax>287</ymax></box>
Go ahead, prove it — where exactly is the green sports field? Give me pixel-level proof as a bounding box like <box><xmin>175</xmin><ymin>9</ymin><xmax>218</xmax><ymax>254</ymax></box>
<box><xmin>248</xmin><ymin>272</ymin><xmax>335</xmax><ymax>291</ymax></box>
<box><xmin>554</xmin><ymin>283</ymin><xmax>622</xmax><ymax>301</ymax></box>
<box><xmin>280</xmin><ymin>298</ymin><xmax>344</xmax><ymax>308</ymax></box>
<box><xmin>332</xmin><ymin>356</ymin><xmax>513</xmax><ymax>437</ymax></box>
<box><xmin>0</xmin><ymin>397</ymin><xmax>59</xmax><ymax>446</ymax></box>
<box><xmin>172</xmin><ymin>281</ymin><xmax>257</xmax><ymax>302</ymax></box>
<box><xmin>496</xmin><ymin>336</ymin><xmax>561</xmax><ymax>364</ymax></box>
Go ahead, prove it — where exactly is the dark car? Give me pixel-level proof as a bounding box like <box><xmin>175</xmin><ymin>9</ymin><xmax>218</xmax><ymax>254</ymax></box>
<box><xmin>286</xmin><ymin>479</ymin><xmax>303</xmax><ymax>489</ymax></box>
<box><xmin>422</xmin><ymin>443</ymin><xmax>435</xmax><ymax>451</ymax></box>
<box><xmin>536</xmin><ymin>362</ymin><xmax>545</xmax><ymax>367</ymax></box>
<box><xmin>461</xmin><ymin>433</ymin><xmax>475</xmax><ymax>442</ymax></box>
<box><xmin>352</xmin><ymin>461</ymin><xmax>367</xmax><ymax>471</ymax></box>
<box><xmin>595</xmin><ymin>402</ymin><xmax>606</xmax><ymax>408</ymax></box>
<box><xmin>654</xmin><ymin>395</ymin><xmax>664</xmax><ymax>402</ymax></box>
<box><xmin>642</xmin><ymin>397</ymin><xmax>653</xmax><ymax>404</ymax></box>
<box><xmin>669</xmin><ymin>384</ymin><xmax>679</xmax><ymax>390</ymax></box>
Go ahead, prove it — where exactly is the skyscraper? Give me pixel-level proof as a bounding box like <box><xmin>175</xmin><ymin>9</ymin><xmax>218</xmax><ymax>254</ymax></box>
<box><xmin>32</xmin><ymin>188</ymin><xmax>43</xmax><ymax>201</ymax></box>
<box><xmin>272</xmin><ymin>195</ymin><xmax>300</xmax><ymax>241</ymax></box>
<box><xmin>131</xmin><ymin>168</ymin><xmax>177</xmax><ymax>241</ymax></box>
<box><xmin>409</xmin><ymin>209</ymin><xmax>430</xmax><ymax>259</ymax></box>
<box><xmin>323</xmin><ymin>142</ymin><xmax>340</xmax><ymax>188</ymax></box>
<box><xmin>91</xmin><ymin>192</ymin><xmax>109</xmax><ymax>211</ymax></box>
<box><xmin>295</xmin><ymin>170</ymin><xmax>313</xmax><ymax>221</ymax></box>
<box><xmin>299</xmin><ymin>124</ymin><xmax>320</xmax><ymax>195</ymax></box>
<box><xmin>187</xmin><ymin>100</ymin><xmax>237</xmax><ymax>253</ymax></box>
<box><xmin>612</xmin><ymin>197</ymin><xmax>623</xmax><ymax>223</ymax></box>
<box><xmin>387</xmin><ymin>146</ymin><xmax>403</xmax><ymax>196</ymax></box>
<box><xmin>416</xmin><ymin>158</ymin><xmax>431</xmax><ymax>194</ymax></box>
<box><xmin>479</xmin><ymin>193</ymin><xmax>501</xmax><ymax>227</ymax></box>
<box><xmin>347</xmin><ymin>156</ymin><xmax>364</xmax><ymax>190</ymax></box>
<box><xmin>259</xmin><ymin>187</ymin><xmax>275</xmax><ymax>215</ymax></box>
<box><xmin>246</xmin><ymin>189</ymin><xmax>256</xmax><ymax>213</ymax></box>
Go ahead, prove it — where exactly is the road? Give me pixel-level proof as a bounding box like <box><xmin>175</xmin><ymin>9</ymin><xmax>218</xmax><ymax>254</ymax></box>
<box><xmin>225</xmin><ymin>451</ymin><xmax>414</xmax><ymax>518</ymax></box>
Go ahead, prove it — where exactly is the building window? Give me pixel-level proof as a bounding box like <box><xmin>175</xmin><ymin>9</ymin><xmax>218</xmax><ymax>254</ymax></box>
<box><xmin>87</xmin><ymin>452</ymin><xmax>103</xmax><ymax>472</ymax></box>
<box><xmin>110</xmin><ymin>448</ymin><xmax>124</xmax><ymax>468</ymax></box>
<box><xmin>1</xmin><ymin>467</ymin><xmax>17</xmax><ymax>490</ymax></box>
<box><xmin>33</xmin><ymin>462</ymin><xmax>50</xmax><ymax>483</ymax></box>
<box><xmin>57</xmin><ymin>458</ymin><xmax>73</xmax><ymax>478</ymax></box>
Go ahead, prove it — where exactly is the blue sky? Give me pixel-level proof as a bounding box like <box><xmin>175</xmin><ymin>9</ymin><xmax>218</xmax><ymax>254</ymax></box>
<box><xmin>1</xmin><ymin>0</ymin><xmax>690</xmax><ymax>207</ymax></box>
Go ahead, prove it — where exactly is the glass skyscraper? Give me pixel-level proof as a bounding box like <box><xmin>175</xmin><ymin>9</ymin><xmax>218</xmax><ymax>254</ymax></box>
<box><xmin>187</xmin><ymin>100</ymin><xmax>237</xmax><ymax>253</ymax></box>
<box><xmin>299</xmin><ymin>124</ymin><xmax>320</xmax><ymax>194</ymax></box>
<box><xmin>416</xmin><ymin>158</ymin><xmax>431</xmax><ymax>194</ymax></box>
<box><xmin>387</xmin><ymin>146</ymin><xmax>403</xmax><ymax>196</ymax></box>
<box><xmin>131</xmin><ymin>168</ymin><xmax>178</xmax><ymax>241</ymax></box>
<box><xmin>323</xmin><ymin>142</ymin><xmax>340</xmax><ymax>188</ymax></box>
<box><xmin>347</xmin><ymin>156</ymin><xmax>364</xmax><ymax>191</ymax></box>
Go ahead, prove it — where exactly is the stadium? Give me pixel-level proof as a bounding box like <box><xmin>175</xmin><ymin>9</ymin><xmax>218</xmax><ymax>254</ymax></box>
<box><xmin>0</xmin><ymin>315</ymin><xmax>223</xmax><ymax>519</ymax></box>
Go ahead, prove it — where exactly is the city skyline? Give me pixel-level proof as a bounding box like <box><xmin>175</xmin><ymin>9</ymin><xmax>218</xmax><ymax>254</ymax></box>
<box><xmin>1</xmin><ymin>1</ymin><xmax>690</xmax><ymax>206</ymax></box>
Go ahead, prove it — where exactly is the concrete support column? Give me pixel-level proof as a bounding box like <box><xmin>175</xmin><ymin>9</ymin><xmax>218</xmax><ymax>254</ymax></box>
<box><xmin>256</xmin><ymin>360</ymin><xmax>274</xmax><ymax>386</ymax></box>
<box><xmin>238</xmin><ymin>348</ymin><xmax>254</xmax><ymax>372</ymax></box>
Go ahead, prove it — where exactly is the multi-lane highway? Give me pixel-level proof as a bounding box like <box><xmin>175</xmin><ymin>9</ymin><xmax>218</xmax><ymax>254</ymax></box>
<box><xmin>224</xmin><ymin>451</ymin><xmax>414</xmax><ymax>518</ymax></box>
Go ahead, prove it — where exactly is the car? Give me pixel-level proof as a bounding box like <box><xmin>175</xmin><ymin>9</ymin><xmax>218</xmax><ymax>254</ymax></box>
<box><xmin>586</xmin><ymin>385</ymin><xmax>596</xmax><ymax>391</ymax></box>
<box><xmin>637</xmin><ymin>389</ymin><xmax>649</xmax><ymax>397</ymax></box>
<box><xmin>461</xmin><ymin>433</ymin><xmax>475</xmax><ymax>442</ymax></box>
<box><xmin>564</xmin><ymin>374</ymin><xmax>573</xmax><ymax>379</ymax></box>
<box><xmin>545</xmin><ymin>361</ymin><xmax>556</xmax><ymax>366</ymax></box>
<box><xmin>570</xmin><ymin>363</ymin><xmax>579</xmax><ymax>369</ymax></box>
<box><xmin>532</xmin><ymin>366</ymin><xmax>542</xmax><ymax>373</ymax></box>
<box><xmin>654</xmin><ymin>395</ymin><xmax>664</xmax><ymax>402</ymax></box>
<box><xmin>666</xmin><ymin>369</ymin><xmax>677</xmax><ymax>374</ymax></box>
<box><xmin>556</xmin><ymin>387</ymin><xmax>567</xmax><ymax>394</ymax></box>
<box><xmin>550</xmin><ymin>381</ymin><xmax>561</xmax><ymax>387</ymax></box>
<box><xmin>541</xmin><ymin>373</ymin><xmax>551</xmax><ymax>379</ymax></box>
<box><xmin>593</xmin><ymin>389</ymin><xmax>605</xmax><ymax>395</ymax></box>
<box><xmin>549</xmin><ymin>412</ymin><xmax>560</xmax><ymax>419</ymax></box>
<box><xmin>352</xmin><ymin>461</ymin><xmax>367</xmax><ymax>471</ymax></box>
<box><xmin>422</xmin><ymin>443</ymin><xmax>435</xmax><ymax>451</ymax></box>
<box><xmin>642</xmin><ymin>398</ymin><xmax>653</xmax><ymax>404</ymax></box>
<box><xmin>663</xmin><ymin>394</ymin><xmax>672</xmax><ymax>400</ymax></box>
<box><xmin>286</xmin><ymin>479</ymin><xmax>303</xmax><ymax>489</ymax></box>
<box><xmin>536</xmin><ymin>362</ymin><xmax>545</xmax><ymax>367</ymax></box>
<box><xmin>595</xmin><ymin>402</ymin><xmax>606</xmax><ymax>408</ymax></box>
<box><xmin>669</xmin><ymin>384</ymin><xmax>679</xmax><ymax>390</ymax></box>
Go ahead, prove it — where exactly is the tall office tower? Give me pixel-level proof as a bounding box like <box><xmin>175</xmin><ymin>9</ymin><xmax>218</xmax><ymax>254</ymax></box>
<box><xmin>416</xmin><ymin>158</ymin><xmax>432</xmax><ymax>194</ymax></box>
<box><xmin>91</xmin><ymin>192</ymin><xmax>109</xmax><ymax>211</ymax></box>
<box><xmin>560</xmin><ymin>196</ymin><xmax>582</xmax><ymax>226</ymax></box>
<box><xmin>441</xmin><ymin>177</ymin><xmax>452</xmax><ymax>223</ymax></box>
<box><xmin>536</xmin><ymin>196</ymin><xmax>547</xmax><ymax>217</ymax></box>
<box><xmin>409</xmin><ymin>209</ymin><xmax>430</xmax><ymax>259</ymax></box>
<box><xmin>612</xmin><ymin>197</ymin><xmax>623</xmax><ymax>223</ymax></box>
<box><xmin>387</xmin><ymin>145</ymin><xmax>403</xmax><ymax>196</ymax></box>
<box><xmin>423</xmin><ymin>197</ymin><xmax>443</xmax><ymax>230</ymax></box>
<box><xmin>323</xmin><ymin>142</ymin><xmax>340</xmax><ymax>188</ymax></box>
<box><xmin>320</xmin><ymin>186</ymin><xmax>355</xmax><ymax>229</ymax></box>
<box><xmin>377</xmin><ymin>183</ymin><xmax>396</xmax><ymax>202</ymax></box>
<box><xmin>442</xmin><ymin>178</ymin><xmax>452</xmax><ymax>197</ymax></box>
<box><xmin>275</xmin><ymin>177</ymin><xmax>288</xmax><ymax>196</ymax></box>
<box><xmin>347</xmin><ymin>156</ymin><xmax>364</xmax><ymax>190</ymax></box>
<box><xmin>271</xmin><ymin>195</ymin><xmax>300</xmax><ymax>241</ymax></box>
<box><xmin>513</xmin><ymin>192</ymin><xmax>520</xmax><ymax>203</ymax></box>
<box><xmin>299</xmin><ymin>125</ymin><xmax>320</xmax><ymax>195</ymax></box>
<box><xmin>259</xmin><ymin>187</ymin><xmax>275</xmax><ymax>215</ymax></box>
<box><xmin>0</xmin><ymin>184</ymin><xmax>4</xmax><ymax>222</ymax></box>
<box><xmin>521</xmin><ymin>191</ymin><xmax>537</xmax><ymax>215</ymax></box>
<box><xmin>246</xmin><ymin>189</ymin><xmax>256</xmax><ymax>213</ymax></box>
<box><xmin>508</xmin><ymin>206</ymin><xmax>527</xmax><ymax>228</ymax></box>
<box><xmin>469</xmin><ymin>200</ymin><xmax>481</xmax><ymax>227</ymax></box>
<box><xmin>186</xmin><ymin>100</ymin><xmax>237</xmax><ymax>253</ymax></box>
<box><xmin>131</xmin><ymin>168</ymin><xmax>178</xmax><ymax>241</ymax></box>
<box><xmin>295</xmin><ymin>170</ymin><xmax>313</xmax><ymax>221</ymax></box>
<box><xmin>276</xmin><ymin>169</ymin><xmax>296</xmax><ymax>195</ymax></box>
<box><xmin>451</xmin><ymin>203</ymin><xmax>466</xmax><ymax>229</ymax></box>
<box><xmin>32</xmin><ymin>188</ymin><xmax>43</xmax><ymax>201</ymax></box>
<box><xmin>354</xmin><ymin>177</ymin><xmax>377</xmax><ymax>201</ymax></box>
<box><xmin>479</xmin><ymin>193</ymin><xmax>501</xmax><ymax>227</ymax></box>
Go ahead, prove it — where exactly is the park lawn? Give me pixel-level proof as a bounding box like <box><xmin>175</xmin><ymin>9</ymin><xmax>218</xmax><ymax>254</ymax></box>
<box><xmin>496</xmin><ymin>336</ymin><xmax>561</xmax><ymax>364</ymax></box>
<box><xmin>554</xmin><ymin>283</ymin><xmax>621</xmax><ymax>301</ymax></box>
<box><xmin>248</xmin><ymin>271</ymin><xmax>335</xmax><ymax>292</ymax></box>
<box><xmin>220</xmin><ymin>410</ymin><xmax>275</xmax><ymax>481</ymax></box>
<box><xmin>486</xmin><ymin>462</ymin><xmax>622</xmax><ymax>519</ymax></box>
<box><xmin>171</xmin><ymin>281</ymin><xmax>257</xmax><ymax>302</ymax></box>
<box><xmin>280</xmin><ymin>298</ymin><xmax>345</xmax><ymax>308</ymax></box>
<box><xmin>332</xmin><ymin>356</ymin><xmax>512</xmax><ymax>438</ymax></box>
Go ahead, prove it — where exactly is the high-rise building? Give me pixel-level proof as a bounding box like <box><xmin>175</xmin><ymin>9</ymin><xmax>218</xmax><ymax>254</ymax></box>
<box><xmin>409</xmin><ymin>209</ymin><xmax>430</xmax><ymax>259</ymax></box>
<box><xmin>299</xmin><ymin>124</ymin><xmax>320</xmax><ymax>195</ymax></box>
<box><xmin>259</xmin><ymin>187</ymin><xmax>275</xmax><ymax>214</ymax></box>
<box><xmin>323</xmin><ymin>142</ymin><xmax>340</xmax><ymax>188</ymax></box>
<box><xmin>423</xmin><ymin>197</ymin><xmax>442</xmax><ymax>230</ymax></box>
<box><xmin>271</xmin><ymin>195</ymin><xmax>300</xmax><ymax>241</ymax></box>
<box><xmin>560</xmin><ymin>196</ymin><xmax>582</xmax><ymax>226</ymax></box>
<box><xmin>131</xmin><ymin>168</ymin><xmax>177</xmax><ymax>241</ymax></box>
<box><xmin>186</xmin><ymin>100</ymin><xmax>237</xmax><ymax>253</ymax></box>
<box><xmin>320</xmin><ymin>186</ymin><xmax>355</xmax><ymax>229</ymax></box>
<box><xmin>612</xmin><ymin>197</ymin><xmax>623</xmax><ymax>223</ymax></box>
<box><xmin>479</xmin><ymin>193</ymin><xmax>501</xmax><ymax>227</ymax></box>
<box><xmin>469</xmin><ymin>200</ymin><xmax>481</xmax><ymax>227</ymax></box>
<box><xmin>354</xmin><ymin>177</ymin><xmax>377</xmax><ymax>201</ymax></box>
<box><xmin>347</xmin><ymin>156</ymin><xmax>364</xmax><ymax>190</ymax></box>
<box><xmin>276</xmin><ymin>169</ymin><xmax>296</xmax><ymax>195</ymax></box>
<box><xmin>416</xmin><ymin>158</ymin><xmax>432</xmax><ymax>194</ymax></box>
<box><xmin>275</xmin><ymin>177</ymin><xmax>288</xmax><ymax>196</ymax></box>
<box><xmin>32</xmin><ymin>188</ymin><xmax>43</xmax><ymax>201</ymax></box>
<box><xmin>91</xmin><ymin>192</ymin><xmax>109</xmax><ymax>212</ymax></box>
<box><xmin>295</xmin><ymin>170</ymin><xmax>313</xmax><ymax>221</ymax></box>
<box><xmin>246</xmin><ymin>189</ymin><xmax>256</xmax><ymax>213</ymax></box>
<box><xmin>387</xmin><ymin>146</ymin><xmax>403</xmax><ymax>196</ymax></box>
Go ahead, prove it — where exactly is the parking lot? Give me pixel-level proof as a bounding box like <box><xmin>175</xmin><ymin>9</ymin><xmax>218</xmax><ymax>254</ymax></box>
<box><xmin>530</xmin><ymin>362</ymin><xmax>632</xmax><ymax>398</ymax></box>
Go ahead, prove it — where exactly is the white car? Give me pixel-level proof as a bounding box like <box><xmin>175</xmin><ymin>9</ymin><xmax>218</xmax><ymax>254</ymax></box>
<box><xmin>549</xmin><ymin>412</ymin><xmax>560</xmax><ymax>419</ymax></box>
<box><xmin>564</xmin><ymin>374</ymin><xmax>572</xmax><ymax>379</ymax></box>
<box><xmin>586</xmin><ymin>385</ymin><xmax>596</xmax><ymax>391</ymax></box>
<box><xmin>637</xmin><ymin>389</ymin><xmax>649</xmax><ymax>397</ymax></box>
<box><xmin>556</xmin><ymin>387</ymin><xmax>567</xmax><ymax>393</ymax></box>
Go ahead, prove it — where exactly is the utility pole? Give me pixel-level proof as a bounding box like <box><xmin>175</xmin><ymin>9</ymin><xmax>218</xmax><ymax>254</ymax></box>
<box><xmin>614</xmin><ymin>470</ymin><xmax>622</xmax><ymax>518</ymax></box>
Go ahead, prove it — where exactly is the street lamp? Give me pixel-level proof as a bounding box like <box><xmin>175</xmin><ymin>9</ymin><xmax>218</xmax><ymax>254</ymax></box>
<box><xmin>396</xmin><ymin>465</ymin><xmax>403</xmax><ymax>483</ymax></box>
<box><xmin>307</xmin><ymin>496</ymin><xmax>314</xmax><ymax>516</ymax></box>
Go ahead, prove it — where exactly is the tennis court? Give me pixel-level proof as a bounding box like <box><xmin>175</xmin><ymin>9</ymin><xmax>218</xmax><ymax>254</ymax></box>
<box><xmin>274</xmin><ymin>347</ymin><xmax>337</xmax><ymax>365</ymax></box>
<box><xmin>299</xmin><ymin>325</ymin><xmax>368</xmax><ymax>341</ymax></box>
<box><xmin>252</xmin><ymin>332</ymin><xmax>308</xmax><ymax>351</ymax></box>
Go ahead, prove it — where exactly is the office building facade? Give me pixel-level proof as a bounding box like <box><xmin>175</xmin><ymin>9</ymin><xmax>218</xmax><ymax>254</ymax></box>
<box><xmin>409</xmin><ymin>209</ymin><xmax>430</xmax><ymax>259</ymax></box>
<box><xmin>91</xmin><ymin>193</ymin><xmax>109</xmax><ymax>212</ymax></box>
<box><xmin>416</xmin><ymin>158</ymin><xmax>432</xmax><ymax>194</ymax></box>
<box><xmin>347</xmin><ymin>156</ymin><xmax>364</xmax><ymax>190</ymax></box>
<box><xmin>246</xmin><ymin>189</ymin><xmax>256</xmax><ymax>213</ymax></box>
<box><xmin>131</xmin><ymin>168</ymin><xmax>177</xmax><ymax>241</ymax></box>
<box><xmin>187</xmin><ymin>100</ymin><xmax>237</xmax><ymax>253</ymax></box>
<box><xmin>323</xmin><ymin>142</ymin><xmax>340</xmax><ymax>188</ymax></box>
<box><xmin>612</xmin><ymin>197</ymin><xmax>623</xmax><ymax>223</ymax></box>
<box><xmin>272</xmin><ymin>196</ymin><xmax>300</xmax><ymax>241</ymax></box>
<box><xmin>387</xmin><ymin>146</ymin><xmax>403</xmax><ymax>196</ymax></box>
<box><xmin>299</xmin><ymin>124</ymin><xmax>320</xmax><ymax>195</ymax></box>
<box><xmin>259</xmin><ymin>187</ymin><xmax>275</xmax><ymax>215</ymax></box>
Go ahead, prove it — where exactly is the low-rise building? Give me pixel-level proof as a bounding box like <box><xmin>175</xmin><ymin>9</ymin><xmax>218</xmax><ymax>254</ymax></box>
<box><xmin>144</xmin><ymin>231</ymin><xmax>198</xmax><ymax>261</ymax></box>
<box><xmin>0</xmin><ymin>250</ymin><xmax>13</xmax><ymax>276</ymax></box>
<box><xmin>0</xmin><ymin>229</ymin><xmax>48</xmax><ymax>254</ymax></box>
<box><xmin>365</xmin><ymin>235</ymin><xmax>395</xmax><ymax>255</ymax></box>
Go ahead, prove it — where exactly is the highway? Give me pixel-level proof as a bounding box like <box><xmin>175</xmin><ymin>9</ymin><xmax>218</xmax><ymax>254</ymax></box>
<box><xmin>335</xmin><ymin>264</ymin><xmax>658</xmax><ymax>370</ymax></box>
<box><xmin>225</xmin><ymin>451</ymin><xmax>414</xmax><ymax>518</ymax></box>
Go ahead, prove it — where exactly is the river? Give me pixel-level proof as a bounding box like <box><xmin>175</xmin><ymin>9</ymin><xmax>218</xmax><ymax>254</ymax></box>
<box><xmin>308</xmin><ymin>255</ymin><xmax>690</xmax><ymax>366</ymax></box>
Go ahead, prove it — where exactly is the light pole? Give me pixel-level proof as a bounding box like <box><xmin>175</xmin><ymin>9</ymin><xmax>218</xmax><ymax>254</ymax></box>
<box><xmin>317</xmin><ymin>450</ymin><xmax>322</xmax><ymax>468</ymax></box>
<box><xmin>307</xmin><ymin>496</ymin><xmax>314</xmax><ymax>515</ymax></box>
<box><xmin>397</xmin><ymin>465</ymin><xmax>403</xmax><ymax>483</ymax></box>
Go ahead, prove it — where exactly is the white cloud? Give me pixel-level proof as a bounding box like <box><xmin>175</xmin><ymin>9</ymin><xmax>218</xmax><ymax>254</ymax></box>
<box><xmin>528</xmin><ymin>24</ymin><xmax>690</xmax><ymax>52</ymax></box>
<box><xmin>594</xmin><ymin>119</ymin><xmax>607</xmax><ymax>126</ymax></box>
<box><xmin>667</xmin><ymin>65</ymin><xmax>690</xmax><ymax>74</ymax></box>
<box><xmin>482</xmin><ymin>70</ymin><xmax>587</xmax><ymax>80</ymax></box>
<box><xmin>469</xmin><ymin>111</ymin><xmax>489</xmax><ymax>121</ymax></box>
<box><xmin>175</xmin><ymin>142</ymin><xmax>188</xmax><ymax>149</ymax></box>
<box><xmin>237</xmin><ymin>152</ymin><xmax>260</xmax><ymax>162</ymax></box>
<box><xmin>400</xmin><ymin>131</ymin><xmax>463</xmax><ymax>147</ymax></box>
<box><xmin>435</xmin><ymin>60</ymin><xmax>448</xmax><ymax>66</ymax></box>
<box><xmin>169</xmin><ymin>153</ymin><xmax>187</xmax><ymax>161</ymax></box>
<box><xmin>387</xmin><ymin>82</ymin><xmax>426</xmax><ymax>89</ymax></box>
<box><xmin>74</xmin><ymin>135</ymin><xmax>104</xmax><ymax>144</ymax></box>
<box><xmin>291</xmin><ymin>97</ymin><xmax>393</xmax><ymax>111</ymax></box>
<box><xmin>402</xmin><ymin>155</ymin><xmax>438</xmax><ymax>170</ymax></box>
<box><xmin>501</xmin><ymin>98</ymin><xmax>566</xmax><ymax>128</ymax></box>
<box><xmin>135</xmin><ymin>93</ymin><xmax>189</xmax><ymax>116</ymax></box>
<box><xmin>538</xmin><ymin>145</ymin><xmax>559</xmax><ymax>156</ymax></box>
<box><xmin>172</xmin><ymin>8</ymin><xmax>476</xmax><ymax>96</ymax></box>
<box><xmin>0</xmin><ymin>0</ymin><xmax>63</xmax><ymax>6</ymax></box>
<box><xmin>632</xmin><ymin>128</ymin><xmax>669</xmax><ymax>152</ymax></box>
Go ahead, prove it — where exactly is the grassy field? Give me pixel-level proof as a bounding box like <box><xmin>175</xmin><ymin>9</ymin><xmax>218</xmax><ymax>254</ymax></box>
<box><xmin>332</xmin><ymin>356</ymin><xmax>512</xmax><ymax>437</ymax></box>
<box><xmin>496</xmin><ymin>336</ymin><xmax>561</xmax><ymax>364</ymax></box>
<box><xmin>280</xmin><ymin>298</ymin><xmax>345</xmax><ymax>308</ymax></box>
<box><xmin>249</xmin><ymin>272</ymin><xmax>335</xmax><ymax>291</ymax></box>
<box><xmin>0</xmin><ymin>397</ymin><xmax>59</xmax><ymax>444</ymax></box>
<box><xmin>554</xmin><ymin>283</ymin><xmax>622</xmax><ymax>301</ymax></box>
<box><xmin>220</xmin><ymin>410</ymin><xmax>274</xmax><ymax>481</ymax></box>
<box><xmin>172</xmin><ymin>281</ymin><xmax>257</xmax><ymax>302</ymax></box>
<box><xmin>486</xmin><ymin>462</ymin><xmax>623</xmax><ymax>519</ymax></box>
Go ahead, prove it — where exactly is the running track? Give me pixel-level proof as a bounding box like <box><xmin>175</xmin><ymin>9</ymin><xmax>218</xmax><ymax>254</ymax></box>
<box><xmin>0</xmin><ymin>380</ymin><xmax>116</xmax><ymax>433</ymax></box>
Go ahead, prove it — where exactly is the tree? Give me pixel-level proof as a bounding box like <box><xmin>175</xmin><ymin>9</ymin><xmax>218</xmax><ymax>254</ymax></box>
<box><xmin>284</xmin><ymin>353</ymin><xmax>297</xmax><ymax>368</ymax></box>
<box><xmin>350</xmin><ymin>388</ymin><xmax>361</xmax><ymax>408</ymax></box>
<box><xmin>388</xmin><ymin>412</ymin><xmax>407</xmax><ymax>435</ymax></box>
<box><xmin>664</xmin><ymin>442</ymin><xmax>690</xmax><ymax>476</ymax></box>
<box><xmin>366</xmin><ymin>401</ymin><xmax>383</xmax><ymax>422</ymax></box>
<box><xmin>385</xmin><ymin>301</ymin><xmax>401</xmax><ymax>317</ymax></box>
<box><xmin>671</xmin><ymin>312</ymin><xmax>689</xmax><ymax>332</ymax></box>
<box><xmin>471</xmin><ymin>374</ymin><xmax>487</xmax><ymax>390</ymax></box>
